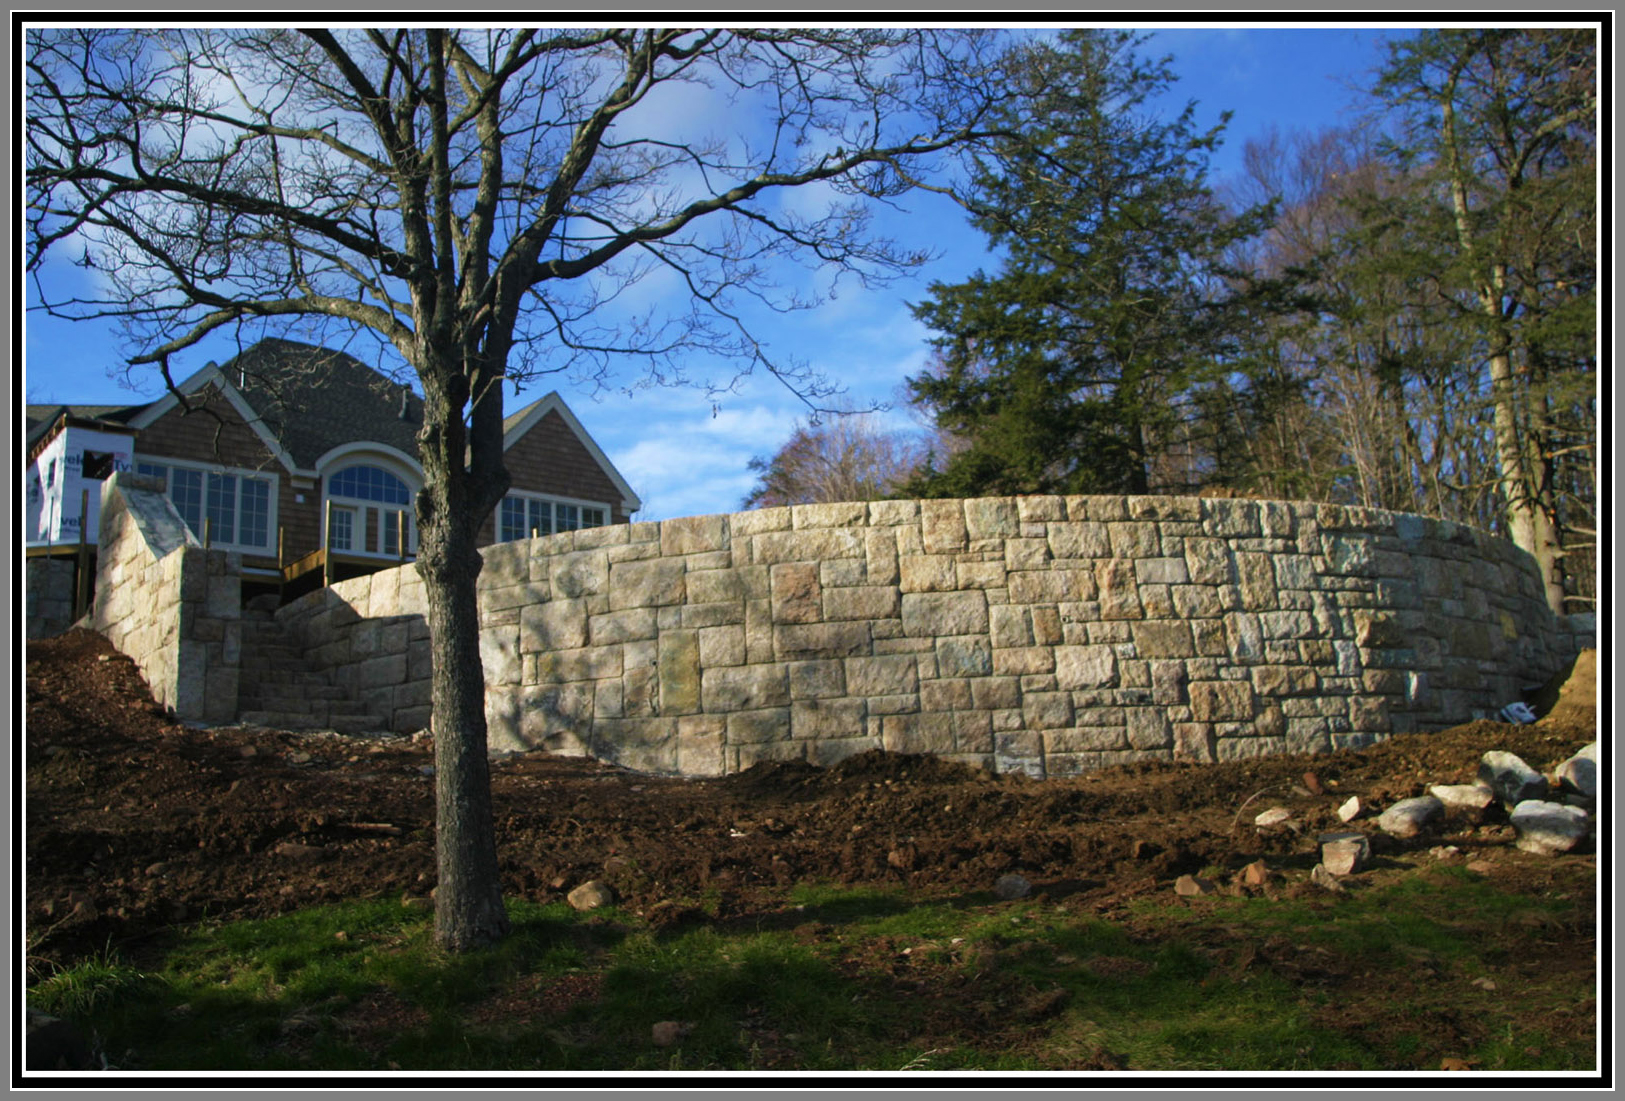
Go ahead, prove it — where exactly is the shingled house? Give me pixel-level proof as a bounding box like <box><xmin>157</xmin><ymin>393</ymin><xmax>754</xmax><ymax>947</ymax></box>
<box><xmin>25</xmin><ymin>338</ymin><xmax>640</xmax><ymax>623</ymax></box>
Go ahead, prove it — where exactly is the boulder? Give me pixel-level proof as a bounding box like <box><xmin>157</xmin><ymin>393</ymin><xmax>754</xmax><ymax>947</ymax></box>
<box><xmin>26</xmin><ymin>1007</ymin><xmax>91</xmax><ymax>1070</ymax></box>
<box><xmin>1555</xmin><ymin>743</ymin><xmax>1597</xmax><ymax>800</ymax></box>
<box><xmin>1174</xmin><ymin>874</ymin><xmax>1216</xmax><ymax>897</ymax></box>
<box><xmin>1429</xmin><ymin>783</ymin><xmax>1495</xmax><ymax>812</ymax></box>
<box><xmin>1377</xmin><ymin>796</ymin><xmax>1444</xmax><ymax>839</ymax></box>
<box><xmin>1478</xmin><ymin>751</ymin><xmax>1548</xmax><ymax>806</ymax></box>
<box><xmin>567</xmin><ymin>879</ymin><xmax>615</xmax><ymax>911</ymax></box>
<box><xmin>1318</xmin><ymin>831</ymin><xmax>1370</xmax><ymax>875</ymax></box>
<box><xmin>1309</xmin><ymin>864</ymin><xmax>1345</xmax><ymax>892</ymax></box>
<box><xmin>1509</xmin><ymin>800</ymin><xmax>1589</xmax><ymax>856</ymax></box>
<box><xmin>995</xmin><ymin>873</ymin><xmax>1032</xmax><ymax>901</ymax></box>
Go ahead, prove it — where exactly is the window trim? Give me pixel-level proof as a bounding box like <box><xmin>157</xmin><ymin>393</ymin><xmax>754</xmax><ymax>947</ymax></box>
<box><xmin>133</xmin><ymin>456</ymin><xmax>280</xmax><ymax>554</ymax></box>
<box><xmin>497</xmin><ymin>490</ymin><xmax>610</xmax><ymax>542</ymax></box>
<box><xmin>322</xmin><ymin>457</ymin><xmax>420</xmax><ymax>559</ymax></box>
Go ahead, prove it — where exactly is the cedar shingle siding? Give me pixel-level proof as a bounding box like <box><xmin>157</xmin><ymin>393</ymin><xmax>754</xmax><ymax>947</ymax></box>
<box><xmin>476</xmin><ymin>409</ymin><xmax>633</xmax><ymax>545</ymax></box>
<box><xmin>25</xmin><ymin>339</ymin><xmax>638</xmax><ymax>569</ymax></box>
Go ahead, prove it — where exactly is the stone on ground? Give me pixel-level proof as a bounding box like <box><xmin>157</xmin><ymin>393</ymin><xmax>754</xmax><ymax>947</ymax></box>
<box><xmin>1556</xmin><ymin>743</ymin><xmax>1597</xmax><ymax>800</ymax></box>
<box><xmin>995</xmin><ymin>873</ymin><xmax>1032</xmax><ymax>900</ymax></box>
<box><xmin>1254</xmin><ymin>806</ymin><xmax>1294</xmax><ymax>829</ymax></box>
<box><xmin>1509</xmin><ymin>800</ymin><xmax>1589</xmax><ymax>856</ymax></box>
<box><xmin>1376</xmin><ymin>795</ymin><xmax>1444</xmax><ymax>839</ymax></box>
<box><xmin>26</xmin><ymin>1007</ymin><xmax>91</xmax><ymax>1070</ymax></box>
<box><xmin>1337</xmin><ymin>795</ymin><xmax>1365</xmax><ymax>823</ymax></box>
<box><xmin>1430</xmin><ymin>783</ymin><xmax>1495</xmax><ymax>811</ymax></box>
<box><xmin>1318</xmin><ymin>831</ymin><xmax>1370</xmax><ymax>875</ymax></box>
<box><xmin>1477</xmin><ymin>750</ymin><xmax>1548</xmax><ymax>806</ymax></box>
<box><xmin>567</xmin><ymin>879</ymin><xmax>615</xmax><ymax>911</ymax></box>
<box><xmin>1309</xmin><ymin>864</ymin><xmax>1345</xmax><ymax>892</ymax></box>
<box><xmin>1174</xmin><ymin>873</ymin><xmax>1216</xmax><ymax>897</ymax></box>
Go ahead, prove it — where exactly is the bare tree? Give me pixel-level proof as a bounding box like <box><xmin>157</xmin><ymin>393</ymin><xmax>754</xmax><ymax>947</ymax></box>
<box><xmin>741</xmin><ymin>410</ymin><xmax>925</xmax><ymax>508</ymax></box>
<box><xmin>26</xmin><ymin>27</ymin><xmax>1004</xmax><ymax>950</ymax></box>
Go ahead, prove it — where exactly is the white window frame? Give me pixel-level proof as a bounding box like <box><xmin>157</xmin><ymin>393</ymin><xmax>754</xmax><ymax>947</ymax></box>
<box><xmin>133</xmin><ymin>456</ymin><xmax>279</xmax><ymax>554</ymax></box>
<box><xmin>498</xmin><ymin>491</ymin><xmax>609</xmax><ymax>542</ymax></box>
<box><xmin>322</xmin><ymin>460</ymin><xmax>419</xmax><ymax>559</ymax></box>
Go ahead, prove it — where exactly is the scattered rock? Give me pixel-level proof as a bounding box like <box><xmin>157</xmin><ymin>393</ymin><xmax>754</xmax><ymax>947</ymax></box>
<box><xmin>651</xmin><ymin>1020</ymin><xmax>692</xmax><ymax>1047</ymax></box>
<box><xmin>274</xmin><ymin>841</ymin><xmax>324</xmax><ymax>861</ymax></box>
<box><xmin>1318</xmin><ymin>831</ymin><xmax>1370</xmax><ymax>876</ymax></box>
<box><xmin>1309</xmin><ymin>864</ymin><xmax>1345</xmax><ymax>892</ymax></box>
<box><xmin>1254</xmin><ymin>806</ymin><xmax>1294</xmax><ymax>829</ymax></box>
<box><xmin>1509</xmin><ymin>800</ymin><xmax>1589</xmax><ymax>856</ymax></box>
<box><xmin>25</xmin><ymin>1007</ymin><xmax>92</xmax><ymax>1070</ymax></box>
<box><xmin>1429</xmin><ymin>845</ymin><xmax>1461</xmax><ymax>861</ymax></box>
<box><xmin>1478</xmin><ymin>750</ymin><xmax>1548</xmax><ymax>806</ymax></box>
<box><xmin>289</xmin><ymin>751</ymin><xmax>313</xmax><ymax>765</ymax></box>
<box><xmin>1337</xmin><ymin>795</ymin><xmax>1365</xmax><ymax>823</ymax></box>
<box><xmin>1471</xmin><ymin>976</ymin><xmax>1497</xmax><ymax>991</ymax></box>
<box><xmin>1302</xmin><ymin>771</ymin><xmax>1324</xmax><ymax>796</ymax></box>
<box><xmin>1429</xmin><ymin>783</ymin><xmax>1495</xmax><ymax>811</ymax></box>
<box><xmin>567</xmin><ymin>879</ymin><xmax>615</xmax><ymax>911</ymax></box>
<box><xmin>1174</xmin><ymin>874</ymin><xmax>1216</xmax><ymax>897</ymax></box>
<box><xmin>1239</xmin><ymin>859</ymin><xmax>1270</xmax><ymax>887</ymax></box>
<box><xmin>995</xmin><ymin>873</ymin><xmax>1032</xmax><ymax>900</ymax></box>
<box><xmin>1376</xmin><ymin>796</ymin><xmax>1444</xmax><ymax>839</ymax></box>
<box><xmin>1555</xmin><ymin>744</ymin><xmax>1597</xmax><ymax>800</ymax></box>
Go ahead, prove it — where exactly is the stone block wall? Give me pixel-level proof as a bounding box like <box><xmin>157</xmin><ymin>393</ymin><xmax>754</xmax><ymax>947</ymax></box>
<box><xmin>270</xmin><ymin>495</ymin><xmax>1590</xmax><ymax>779</ymax></box>
<box><xmin>90</xmin><ymin>473</ymin><xmax>241</xmax><ymax>723</ymax></box>
<box><xmin>25</xmin><ymin>556</ymin><xmax>79</xmax><ymax>640</ymax></box>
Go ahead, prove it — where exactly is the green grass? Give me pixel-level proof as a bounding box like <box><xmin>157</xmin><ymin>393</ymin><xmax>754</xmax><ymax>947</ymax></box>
<box><xmin>29</xmin><ymin>873</ymin><xmax>1597</xmax><ymax>1072</ymax></box>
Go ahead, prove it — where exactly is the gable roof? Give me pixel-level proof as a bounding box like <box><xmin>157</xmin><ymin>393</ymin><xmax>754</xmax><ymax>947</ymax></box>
<box><xmin>32</xmin><ymin>338</ymin><xmax>638</xmax><ymax>512</ymax></box>
<box><xmin>130</xmin><ymin>338</ymin><xmax>425</xmax><ymax>472</ymax></box>
<box><xmin>503</xmin><ymin>392</ymin><xmax>642</xmax><ymax>513</ymax></box>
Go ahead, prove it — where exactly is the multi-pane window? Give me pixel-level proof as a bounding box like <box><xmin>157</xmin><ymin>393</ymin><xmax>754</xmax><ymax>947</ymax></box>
<box><xmin>498</xmin><ymin>494</ymin><xmax>607</xmax><ymax>542</ymax></box>
<box><xmin>328</xmin><ymin>464</ymin><xmax>411</xmax><ymax>505</ymax></box>
<box><xmin>329</xmin><ymin>507</ymin><xmax>355</xmax><ymax>552</ymax></box>
<box><xmin>136</xmin><ymin>460</ymin><xmax>274</xmax><ymax>551</ymax></box>
<box><xmin>326</xmin><ymin>464</ymin><xmax>416</xmax><ymax>557</ymax></box>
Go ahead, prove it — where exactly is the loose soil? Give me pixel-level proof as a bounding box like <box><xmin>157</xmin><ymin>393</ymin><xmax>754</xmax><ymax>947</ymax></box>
<box><xmin>25</xmin><ymin>629</ymin><xmax>1600</xmax><ymax>1068</ymax></box>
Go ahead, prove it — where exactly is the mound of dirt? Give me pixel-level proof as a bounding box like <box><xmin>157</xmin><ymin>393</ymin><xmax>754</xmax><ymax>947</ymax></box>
<box><xmin>1531</xmin><ymin>648</ymin><xmax>1598</xmax><ymax>730</ymax></box>
<box><xmin>25</xmin><ymin>628</ymin><xmax>1598</xmax><ymax>972</ymax></box>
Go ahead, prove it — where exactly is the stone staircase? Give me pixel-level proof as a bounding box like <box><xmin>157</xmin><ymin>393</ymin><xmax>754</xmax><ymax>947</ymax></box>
<box><xmin>236</xmin><ymin>604</ymin><xmax>388</xmax><ymax>733</ymax></box>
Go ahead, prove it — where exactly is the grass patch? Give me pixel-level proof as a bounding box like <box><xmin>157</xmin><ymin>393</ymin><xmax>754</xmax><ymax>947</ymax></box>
<box><xmin>29</xmin><ymin>874</ymin><xmax>1597</xmax><ymax>1072</ymax></box>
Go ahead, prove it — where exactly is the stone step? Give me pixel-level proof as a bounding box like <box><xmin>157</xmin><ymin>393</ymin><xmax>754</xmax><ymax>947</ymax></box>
<box><xmin>238</xmin><ymin>709</ymin><xmax>388</xmax><ymax>734</ymax></box>
<box><xmin>236</xmin><ymin>692</ymin><xmax>353</xmax><ymax>715</ymax></box>
<box><xmin>239</xmin><ymin>669</ymin><xmax>337</xmax><ymax>689</ymax></box>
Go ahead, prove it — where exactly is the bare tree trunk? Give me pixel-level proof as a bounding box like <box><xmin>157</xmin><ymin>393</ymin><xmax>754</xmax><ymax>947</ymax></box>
<box><xmin>1487</xmin><ymin>346</ymin><xmax>1566</xmax><ymax>612</ymax></box>
<box><xmin>418</xmin><ymin>508</ymin><xmax>510</xmax><ymax>952</ymax></box>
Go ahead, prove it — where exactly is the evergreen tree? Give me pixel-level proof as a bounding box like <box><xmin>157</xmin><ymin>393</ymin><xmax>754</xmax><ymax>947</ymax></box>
<box><xmin>905</xmin><ymin>30</ymin><xmax>1275</xmax><ymax>498</ymax></box>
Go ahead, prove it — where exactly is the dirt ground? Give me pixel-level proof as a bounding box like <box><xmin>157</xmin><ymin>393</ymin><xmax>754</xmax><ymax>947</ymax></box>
<box><xmin>25</xmin><ymin>628</ymin><xmax>1599</xmax><ymax>984</ymax></box>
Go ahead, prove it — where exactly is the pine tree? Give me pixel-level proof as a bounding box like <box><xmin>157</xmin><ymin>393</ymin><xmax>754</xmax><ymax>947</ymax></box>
<box><xmin>905</xmin><ymin>30</ymin><xmax>1275</xmax><ymax>498</ymax></box>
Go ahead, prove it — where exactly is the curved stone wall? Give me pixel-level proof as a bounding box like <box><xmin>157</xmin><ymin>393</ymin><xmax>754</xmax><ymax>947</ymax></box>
<box><xmin>277</xmin><ymin>495</ymin><xmax>1590</xmax><ymax>778</ymax></box>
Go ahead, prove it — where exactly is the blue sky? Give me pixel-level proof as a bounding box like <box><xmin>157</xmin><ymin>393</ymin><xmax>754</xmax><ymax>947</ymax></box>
<box><xmin>21</xmin><ymin>25</ymin><xmax>1407</xmax><ymax>523</ymax></box>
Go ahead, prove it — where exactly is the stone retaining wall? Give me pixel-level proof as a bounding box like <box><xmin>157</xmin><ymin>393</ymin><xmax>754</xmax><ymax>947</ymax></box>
<box><xmin>25</xmin><ymin>556</ymin><xmax>79</xmax><ymax>640</ymax></box>
<box><xmin>272</xmin><ymin>495</ymin><xmax>1591</xmax><ymax>778</ymax></box>
<box><xmin>90</xmin><ymin>473</ymin><xmax>241</xmax><ymax>723</ymax></box>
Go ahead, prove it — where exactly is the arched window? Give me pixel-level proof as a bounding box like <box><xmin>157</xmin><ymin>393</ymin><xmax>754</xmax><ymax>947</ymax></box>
<box><xmin>324</xmin><ymin>462</ymin><xmax>416</xmax><ymax>557</ymax></box>
<box><xmin>327</xmin><ymin>464</ymin><xmax>412</xmax><ymax>505</ymax></box>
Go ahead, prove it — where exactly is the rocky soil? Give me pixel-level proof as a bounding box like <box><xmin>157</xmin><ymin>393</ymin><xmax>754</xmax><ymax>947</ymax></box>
<box><xmin>26</xmin><ymin>628</ymin><xmax>1598</xmax><ymax>988</ymax></box>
